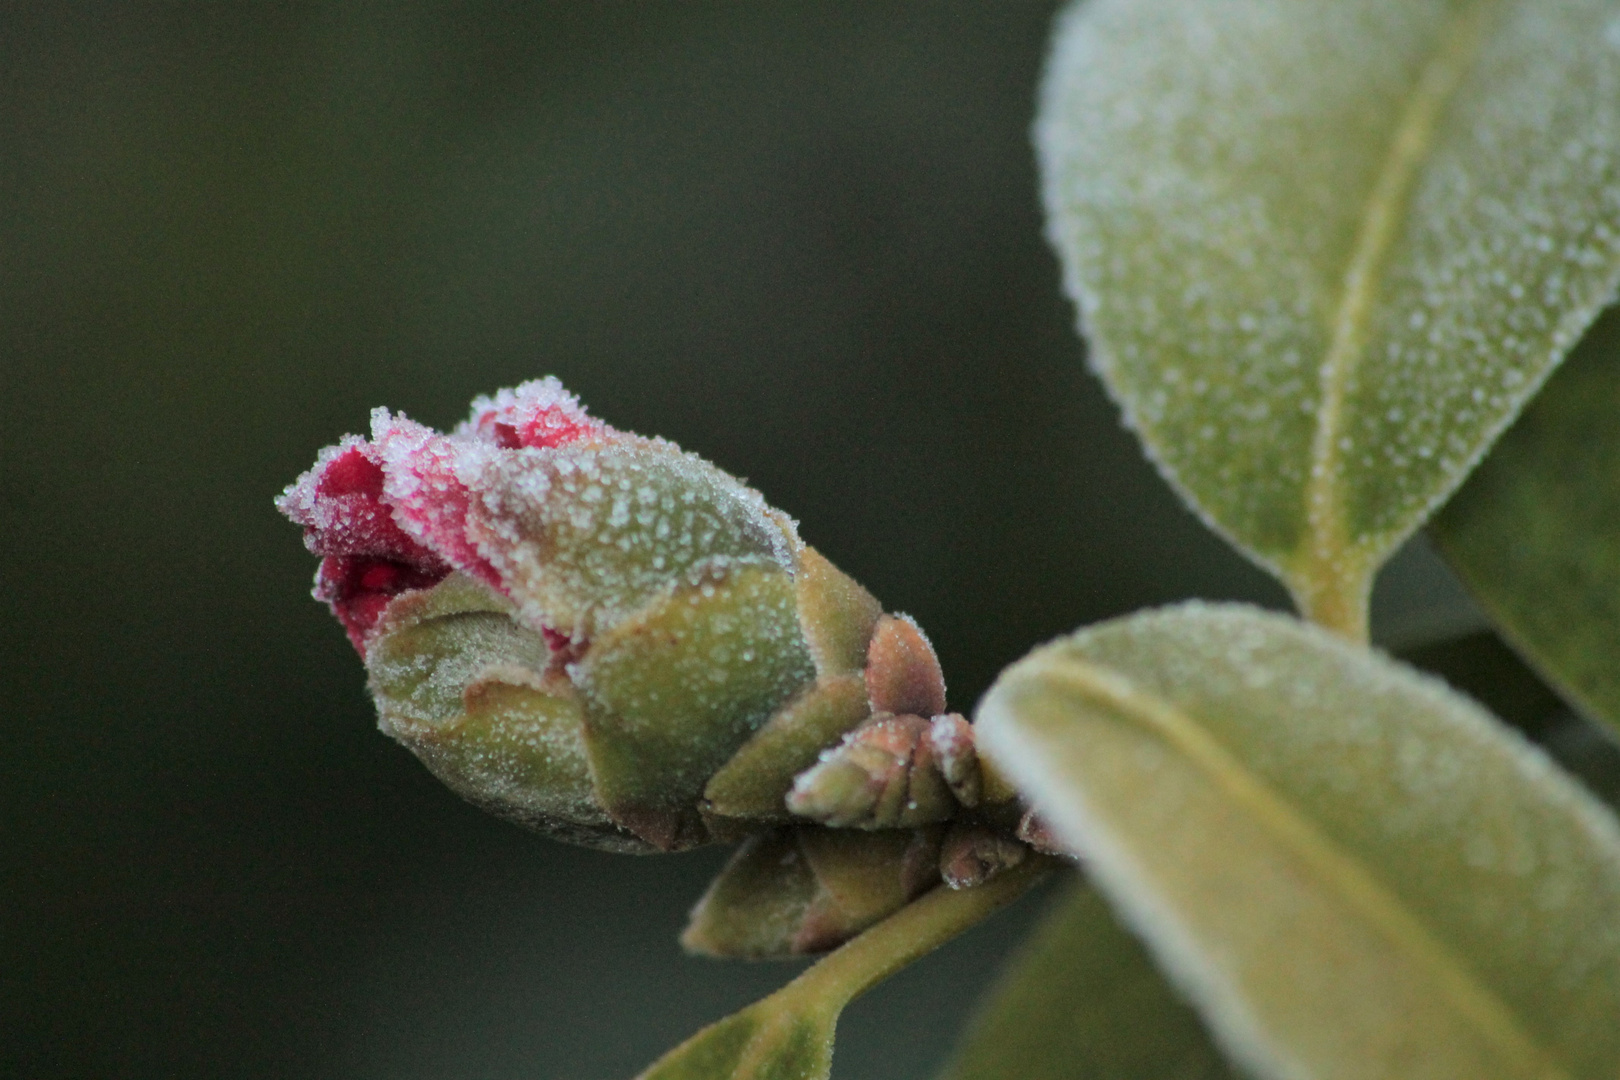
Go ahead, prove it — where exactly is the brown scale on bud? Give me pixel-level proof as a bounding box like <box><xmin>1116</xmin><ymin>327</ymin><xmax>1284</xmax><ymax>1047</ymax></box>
<box><xmin>864</xmin><ymin>614</ymin><xmax>947</xmax><ymax>718</ymax></box>
<box><xmin>1015</xmin><ymin>808</ymin><xmax>1078</xmax><ymax>860</ymax></box>
<box><xmin>925</xmin><ymin>713</ymin><xmax>982</xmax><ymax>808</ymax></box>
<box><xmin>939</xmin><ymin>821</ymin><xmax>1028</xmax><ymax>890</ymax></box>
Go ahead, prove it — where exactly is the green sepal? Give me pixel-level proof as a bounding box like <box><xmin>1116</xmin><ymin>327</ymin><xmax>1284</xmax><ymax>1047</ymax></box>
<box><xmin>468</xmin><ymin>440</ymin><xmax>800</xmax><ymax>640</ymax></box>
<box><xmin>682</xmin><ymin>829</ymin><xmax>821</xmax><ymax>959</ymax></box>
<box><xmin>366</xmin><ymin>571</ymin><xmax>543</xmax><ymax>725</ymax></box>
<box><xmin>575</xmin><ymin>558</ymin><xmax>817</xmax><ymax>845</ymax></box>
<box><xmin>703</xmin><ymin>673</ymin><xmax>871</xmax><ymax>824</ymax></box>
<box><xmin>793</xmin><ymin>546</ymin><xmax>883</xmax><ymax>677</ymax></box>
<box><xmin>416</xmin><ymin>676</ymin><xmax>648</xmax><ymax>851</ymax></box>
<box><xmin>366</xmin><ymin>573</ymin><xmax>646</xmax><ymax>852</ymax></box>
<box><xmin>795</xmin><ymin>827</ymin><xmax>942</xmax><ymax>953</ymax></box>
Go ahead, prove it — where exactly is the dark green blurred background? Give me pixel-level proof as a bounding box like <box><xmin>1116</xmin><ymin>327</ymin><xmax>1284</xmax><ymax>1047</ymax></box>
<box><xmin>2</xmin><ymin>3</ymin><xmax>1493</xmax><ymax>1077</ymax></box>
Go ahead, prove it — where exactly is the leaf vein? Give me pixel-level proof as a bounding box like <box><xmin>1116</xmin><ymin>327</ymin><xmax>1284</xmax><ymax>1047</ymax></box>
<box><xmin>1300</xmin><ymin>1</ymin><xmax>1499</xmax><ymax>635</ymax></box>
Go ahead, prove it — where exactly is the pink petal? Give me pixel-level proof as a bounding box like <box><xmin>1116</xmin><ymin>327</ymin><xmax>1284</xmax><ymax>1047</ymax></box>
<box><xmin>458</xmin><ymin>377</ymin><xmax>613</xmax><ymax>450</ymax></box>
<box><xmin>277</xmin><ymin>438</ymin><xmax>451</xmax><ymax>652</ymax></box>
<box><xmin>371</xmin><ymin>410</ymin><xmax>503</xmax><ymax>591</ymax></box>
<box><xmin>315</xmin><ymin>553</ymin><xmax>450</xmax><ymax>653</ymax></box>
<box><xmin>280</xmin><ymin>379</ymin><xmax>618</xmax><ymax>656</ymax></box>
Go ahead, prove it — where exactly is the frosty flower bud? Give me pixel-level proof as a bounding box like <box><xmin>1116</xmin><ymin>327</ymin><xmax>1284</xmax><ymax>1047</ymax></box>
<box><xmin>785</xmin><ymin>713</ymin><xmax>952</xmax><ymax>828</ymax></box>
<box><xmin>278</xmin><ymin>378</ymin><xmax>893</xmax><ymax>852</ymax></box>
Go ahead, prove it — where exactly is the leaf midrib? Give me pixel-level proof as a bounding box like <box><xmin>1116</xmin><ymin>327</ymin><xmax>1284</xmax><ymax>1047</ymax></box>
<box><xmin>1016</xmin><ymin>651</ymin><xmax>1570</xmax><ymax>1080</ymax></box>
<box><xmin>1299</xmin><ymin>1</ymin><xmax>1498</xmax><ymax>598</ymax></box>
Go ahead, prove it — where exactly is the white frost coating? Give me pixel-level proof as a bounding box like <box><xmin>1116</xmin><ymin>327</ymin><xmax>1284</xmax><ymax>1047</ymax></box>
<box><xmin>466</xmin><ymin>438</ymin><xmax>799</xmax><ymax>640</ymax></box>
<box><xmin>364</xmin><ymin>573</ymin><xmax>630</xmax><ymax>844</ymax></box>
<box><xmin>456</xmin><ymin>375</ymin><xmax>590</xmax><ymax>438</ymax></box>
<box><xmin>1036</xmin><ymin>0</ymin><xmax>1620</xmax><ymax>582</ymax></box>
<box><xmin>276</xmin><ymin>435</ymin><xmax>372</xmax><ymax>555</ymax></box>
<box><xmin>978</xmin><ymin>602</ymin><xmax>1620</xmax><ymax>1079</ymax></box>
<box><xmin>366</xmin><ymin>389</ymin><xmax>802</xmax><ymax>643</ymax></box>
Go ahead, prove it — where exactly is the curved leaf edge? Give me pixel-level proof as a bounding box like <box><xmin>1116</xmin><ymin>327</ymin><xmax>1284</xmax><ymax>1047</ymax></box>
<box><xmin>976</xmin><ymin>600</ymin><xmax>1620</xmax><ymax>1080</ymax></box>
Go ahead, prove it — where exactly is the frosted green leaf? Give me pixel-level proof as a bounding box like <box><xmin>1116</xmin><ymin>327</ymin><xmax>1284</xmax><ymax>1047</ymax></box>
<box><xmin>1432</xmin><ymin>304</ymin><xmax>1620</xmax><ymax>735</ymax></box>
<box><xmin>938</xmin><ymin>882</ymin><xmax>1241</xmax><ymax>1080</ymax></box>
<box><xmin>1037</xmin><ymin>0</ymin><xmax>1620</xmax><ymax>638</ymax></box>
<box><xmin>977</xmin><ymin>604</ymin><xmax>1620</xmax><ymax>1080</ymax></box>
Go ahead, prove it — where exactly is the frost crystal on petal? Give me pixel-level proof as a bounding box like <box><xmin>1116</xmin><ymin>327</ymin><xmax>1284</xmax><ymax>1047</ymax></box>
<box><xmin>277</xmin><ymin>378</ymin><xmax>801</xmax><ymax>654</ymax></box>
<box><xmin>458</xmin><ymin>376</ymin><xmax>612</xmax><ymax>450</ymax></box>
<box><xmin>276</xmin><ymin>436</ymin><xmax>450</xmax><ymax>650</ymax></box>
<box><xmin>371</xmin><ymin>410</ymin><xmax>503</xmax><ymax>591</ymax></box>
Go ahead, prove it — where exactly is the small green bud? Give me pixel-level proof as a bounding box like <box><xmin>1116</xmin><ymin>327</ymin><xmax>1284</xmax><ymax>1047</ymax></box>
<box><xmin>682</xmin><ymin>826</ymin><xmax>945</xmax><ymax>958</ymax></box>
<box><xmin>786</xmin><ymin>714</ymin><xmax>958</xmax><ymax>828</ymax></box>
<box><xmin>783</xmin><ymin>614</ymin><xmax>981</xmax><ymax>830</ymax></box>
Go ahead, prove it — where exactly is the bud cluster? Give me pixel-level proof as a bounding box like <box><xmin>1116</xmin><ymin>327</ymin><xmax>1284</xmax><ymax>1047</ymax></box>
<box><xmin>279</xmin><ymin>378</ymin><xmax>1037</xmax><ymax>951</ymax></box>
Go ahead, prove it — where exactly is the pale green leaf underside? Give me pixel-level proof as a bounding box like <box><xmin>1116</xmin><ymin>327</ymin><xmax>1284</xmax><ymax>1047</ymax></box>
<box><xmin>977</xmin><ymin>604</ymin><xmax>1620</xmax><ymax>1080</ymax></box>
<box><xmin>1432</xmin><ymin>304</ymin><xmax>1620</xmax><ymax>735</ymax></box>
<box><xmin>938</xmin><ymin>881</ymin><xmax>1241</xmax><ymax>1080</ymax></box>
<box><xmin>1038</xmin><ymin>0</ymin><xmax>1620</xmax><ymax>623</ymax></box>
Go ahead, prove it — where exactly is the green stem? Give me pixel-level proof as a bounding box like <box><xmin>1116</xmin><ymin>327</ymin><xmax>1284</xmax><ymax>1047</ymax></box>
<box><xmin>636</xmin><ymin>857</ymin><xmax>1056</xmax><ymax>1078</ymax></box>
<box><xmin>783</xmin><ymin>855</ymin><xmax>1055</xmax><ymax>1012</ymax></box>
<box><xmin>1290</xmin><ymin>562</ymin><xmax>1372</xmax><ymax>645</ymax></box>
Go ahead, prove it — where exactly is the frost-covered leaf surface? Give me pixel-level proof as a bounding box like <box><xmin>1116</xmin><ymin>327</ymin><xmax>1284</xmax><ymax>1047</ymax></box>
<box><xmin>1037</xmin><ymin>0</ymin><xmax>1620</xmax><ymax>632</ymax></box>
<box><xmin>1432</xmin><ymin>305</ymin><xmax>1620</xmax><ymax>735</ymax></box>
<box><xmin>977</xmin><ymin>604</ymin><xmax>1620</xmax><ymax>1080</ymax></box>
<box><xmin>938</xmin><ymin>882</ymin><xmax>1240</xmax><ymax>1080</ymax></box>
